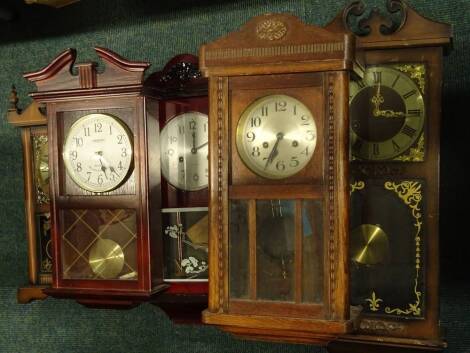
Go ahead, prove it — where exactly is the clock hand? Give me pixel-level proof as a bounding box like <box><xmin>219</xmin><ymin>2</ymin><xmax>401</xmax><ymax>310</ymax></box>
<box><xmin>264</xmin><ymin>132</ymin><xmax>284</xmax><ymax>170</ymax></box>
<box><xmin>191</xmin><ymin>132</ymin><xmax>197</xmax><ymax>154</ymax></box>
<box><xmin>371</xmin><ymin>83</ymin><xmax>384</xmax><ymax>117</ymax></box>
<box><xmin>377</xmin><ymin>110</ymin><xmax>406</xmax><ymax>118</ymax></box>
<box><xmin>195</xmin><ymin>141</ymin><xmax>208</xmax><ymax>151</ymax></box>
<box><xmin>96</xmin><ymin>153</ymin><xmax>109</xmax><ymax>179</ymax></box>
<box><xmin>109</xmin><ymin>166</ymin><xmax>120</xmax><ymax>178</ymax></box>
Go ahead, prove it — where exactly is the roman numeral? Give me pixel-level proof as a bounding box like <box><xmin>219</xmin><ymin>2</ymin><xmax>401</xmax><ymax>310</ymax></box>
<box><xmin>373</xmin><ymin>71</ymin><xmax>382</xmax><ymax>84</ymax></box>
<box><xmin>392</xmin><ymin>140</ymin><xmax>401</xmax><ymax>152</ymax></box>
<box><xmin>401</xmin><ymin>124</ymin><xmax>417</xmax><ymax>138</ymax></box>
<box><xmin>373</xmin><ymin>143</ymin><xmax>380</xmax><ymax>156</ymax></box>
<box><xmin>357</xmin><ymin>80</ymin><xmax>366</xmax><ymax>89</ymax></box>
<box><xmin>403</xmin><ymin>89</ymin><xmax>417</xmax><ymax>99</ymax></box>
<box><xmin>407</xmin><ymin>109</ymin><xmax>422</xmax><ymax>117</ymax></box>
<box><xmin>391</xmin><ymin>75</ymin><xmax>400</xmax><ymax>88</ymax></box>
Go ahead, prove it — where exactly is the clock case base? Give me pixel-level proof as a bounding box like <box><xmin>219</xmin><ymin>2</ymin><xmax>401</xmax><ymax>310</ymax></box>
<box><xmin>203</xmin><ymin>310</ymin><xmax>356</xmax><ymax>345</ymax></box>
<box><xmin>327</xmin><ymin>335</ymin><xmax>446</xmax><ymax>353</ymax></box>
<box><xmin>44</xmin><ymin>284</ymin><xmax>168</xmax><ymax>309</ymax></box>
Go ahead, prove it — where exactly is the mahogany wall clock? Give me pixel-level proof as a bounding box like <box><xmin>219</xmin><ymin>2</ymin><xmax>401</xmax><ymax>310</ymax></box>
<box><xmin>199</xmin><ymin>13</ymin><xmax>363</xmax><ymax>343</ymax></box>
<box><xmin>7</xmin><ymin>87</ymin><xmax>51</xmax><ymax>303</ymax></box>
<box><xmin>144</xmin><ymin>54</ymin><xmax>209</xmax><ymax>322</ymax></box>
<box><xmin>24</xmin><ymin>47</ymin><xmax>167</xmax><ymax>307</ymax></box>
<box><xmin>325</xmin><ymin>1</ymin><xmax>452</xmax><ymax>352</ymax></box>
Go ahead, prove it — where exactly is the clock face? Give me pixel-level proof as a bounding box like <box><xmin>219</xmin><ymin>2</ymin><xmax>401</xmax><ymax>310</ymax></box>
<box><xmin>160</xmin><ymin>111</ymin><xmax>208</xmax><ymax>191</ymax></box>
<box><xmin>62</xmin><ymin>113</ymin><xmax>133</xmax><ymax>193</ymax></box>
<box><xmin>350</xmin><ymin>66</ymin><xmax>425</xmax><ymax>161</ymax></box>
<box><xmin>236</xmin><ymin>94</ymin><xmax>317</xmax><ymax>180</ymax></box>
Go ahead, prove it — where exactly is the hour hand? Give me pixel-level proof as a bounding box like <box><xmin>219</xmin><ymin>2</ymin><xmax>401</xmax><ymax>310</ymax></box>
<box><xmin>376</xmin><ymin>110</ymin><xmax>406</xmax><ymax>118</ymax></box>
<box><xmin>264</xmin><ymin>132</ymin><xmax>283</xmax><ymax>170</ymax></box>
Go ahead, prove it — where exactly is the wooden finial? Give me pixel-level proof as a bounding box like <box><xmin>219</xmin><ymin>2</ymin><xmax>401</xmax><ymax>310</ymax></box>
<box><xmin>8</xmin><ymin>85</ymin><xmax>20</xmax><ymax>114</ymax></box>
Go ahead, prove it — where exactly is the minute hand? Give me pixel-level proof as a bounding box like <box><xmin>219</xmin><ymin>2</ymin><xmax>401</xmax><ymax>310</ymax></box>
<box><xmin>264</xmin><ymin>132</ymin><xmax>284</xmax><ymax>170</ymax></box>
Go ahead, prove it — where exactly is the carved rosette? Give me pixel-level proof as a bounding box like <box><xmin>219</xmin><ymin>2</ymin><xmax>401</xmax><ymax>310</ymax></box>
<box><xmin>256</xmin><ymin>19</ymin><xmax>287</xmax><ymax>41</ymax></box>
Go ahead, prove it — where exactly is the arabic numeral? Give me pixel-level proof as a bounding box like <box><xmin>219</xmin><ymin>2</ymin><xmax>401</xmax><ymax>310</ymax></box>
<box><xmin>301</xmin><ymin>115</ymin><xmax>310</xmax><ymax>125</ymax></box>
<box><xmin>94</xmin><ymin>123</ymin><xmax>102</xmax><ymax>133</ymax></box>
<box><xmin>74</xmin><ymin>137</ymin><xmax>83</xmax><ymax>147</ymax></box>
<box><xmin>290</xmin><ymin>156</ymin><xmax>299</xmax><ymax>167</ymax></box>
<box><xmin>306</xmin><ymin>130</ymin><xmax>316</xmax><ymax>141</ymax></box>
<box><xmin>189</xmin><ymin>120</ymin><xmax>196</xmax><ymax>130</ymax></box>
<box><xmin>169</xmin><ymin>136</ymin><xmax>177</xmax><ymax>144</ymax></box>
<box><xmin>75</xmin><ymin>162</ymin><xmax>82</xmax><ymax>172</ymax></box>
<box><xmin>276</xmin><ymin>160</ymin><xmax>286</xmax><ymax>171</ymax></box>
<box><xmin>97</xmin><ymin>174</ymin><xmax>103</xmax><ymax>185</ymax></box>
<box><xmin>117</xmin><ymin>134</ymin><xmax>124</xmax><ymax>144</ymax></box>
<box><xmin>275</xmin><ymin>101</ymin><xmax>287</xmax><ymax>112</ymax></box>
<box><xmin>121</xmin><ymin>148</ymin><xmax>127</xmax><ymax>157</ymax></box>
<box><xmin>246</xmin><ymin>131</ymin><xmax>255</xmax><ymax>142</ymax></box>
<box><xmin>193</xmin><ymin>173</ymin><xmax>199</xmax><ymax>181</ymax></box>
<box><xmin>70</xmin><ymin>151</ymin><xmax>78</xmax><ymax>160</ymax></box>
<box><xmin>118</xmin><ymin>161</ymin><xmax>124</xmax><ymax>171</ymax></box>
<box><xmin>87</xmin><ymin>172</ymin><xmax>92</xmax><ymax>181</ymax></box>
<box><xmin>251</xmin><ymin>146</ymin><xmax>260</xmax><ymax>157</ymax></box>
<box><xmin>250</xmin><ymin>117</ymin><xmax>261</xmax><ymax>127</ymax></box>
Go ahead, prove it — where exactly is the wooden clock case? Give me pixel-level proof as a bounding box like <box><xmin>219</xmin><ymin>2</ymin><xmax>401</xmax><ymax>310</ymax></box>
<box><xmin>199</xmin><ymin>13</ymin><xmax>363</xmax><ymax>344</ymax></box>
<box><xmin>144</xmin><ymin>54</ymin><xmax>209</xmax><ymax>322</ymax></box>
<box><xmin>7</xmin><ymin>89</ymin><xmax>50</xmax><ymax>303</ymax></box>
<box><xmin>24</xmin><ymin>47</ymin><xmax>168</xmax><ymax>307</ymax></box>
<box><xmin>325</xmin><ymin>1</ymin><xmax>452</xmax><ymax>352</ymax></box>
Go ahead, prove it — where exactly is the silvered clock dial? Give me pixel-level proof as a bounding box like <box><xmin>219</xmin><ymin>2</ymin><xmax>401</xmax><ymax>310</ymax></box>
<box><xmin>160</xmin><ymin>111</ymin><xmax>208</xmax><ymax>191</ymax></box>
<box><xmin>236</xmin><ymin>94</ymin><xmax>317</xmax><ymax>179</ymax></box>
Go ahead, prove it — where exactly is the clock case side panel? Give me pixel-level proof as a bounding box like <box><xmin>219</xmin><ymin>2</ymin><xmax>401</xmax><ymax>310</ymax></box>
<box><xmin>7</xmin><ymin>100</ymin><xmax>50</xmax><ymax>303</ymax></box>
<box><xmin>350</xmin><ymin>47</ymin><xmax>443</xmax><ymax>343</ymax></box>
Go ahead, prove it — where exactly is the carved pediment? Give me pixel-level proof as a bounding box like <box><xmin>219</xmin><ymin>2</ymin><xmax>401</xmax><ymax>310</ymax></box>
<box><xmin>325</xmin><ymin>0</ymin><xmax>452</xmax><ymax>50</ymax></box>
<box><xmin>24</xmin><ymin>47</ymin><xmax>150</xmax><ymax>98</ymax></box>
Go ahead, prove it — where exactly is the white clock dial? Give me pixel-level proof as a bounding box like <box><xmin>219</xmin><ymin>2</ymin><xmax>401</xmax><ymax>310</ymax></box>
<box><xmin>62</xmin><ymin>113</ymin><xmax>133</xmax><ymax>192</ymax></box>
<box><xmin>160</xmin><ymin>112</ymin><xmax>208</xmax><ymax>191</ymax></box>
<box><xmin>236</xmin><ymin>94</ymin><xmax>317</xmax><ymax>179</ymax></box>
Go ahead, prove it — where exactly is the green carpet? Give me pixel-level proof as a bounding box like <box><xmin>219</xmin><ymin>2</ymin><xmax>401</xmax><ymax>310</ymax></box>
<box><xmin>0</xmin><ymin>0</ymin><xmax>468</xmax><ymax>352</ymax></box>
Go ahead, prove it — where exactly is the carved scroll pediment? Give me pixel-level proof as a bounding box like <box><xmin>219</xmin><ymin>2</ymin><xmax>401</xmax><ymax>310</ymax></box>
<box><xmin>325</xmin><ymin>0</ymin><xmax>452</xmax><ymax>49</ymax></box>
<box><xmin>24</xmin><ymin>47</ymin><xmax>150</xmax><ymax>96</ymax></box>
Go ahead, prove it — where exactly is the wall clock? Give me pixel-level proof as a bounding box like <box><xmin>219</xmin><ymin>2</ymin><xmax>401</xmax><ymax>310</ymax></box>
<box><xmin>7</xmin><ymin>87</ymin><xmax>51</xmax><ymax>303</ymax></box>
<box><xmin>199</xmin><ymin>13</ymin><xmax>363</xmax><ymax>343</ymax></box>
<box><xmin>144</xmin><ymin>54</ymin><xmax>208</xmax><ymax>322</ymax></box>
<box><xmin>24</xmin><ymin>47</ymin><xmax>167</xmax><ymax>307</ymax></box>
<box><xmin>325</xmin><ymin>1</ymin><xmax>452</xmax><ymax>352</ymax></box>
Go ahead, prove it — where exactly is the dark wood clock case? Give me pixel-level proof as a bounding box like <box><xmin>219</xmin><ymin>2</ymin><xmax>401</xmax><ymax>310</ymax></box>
<box><xmin>144</xmin><ymin>54</ymin><xmax>209</xmax><ymax>322</ymax></box>
<box><xmin>325</xmin><ymin>1</ymin><xmax>452</xmax><ymax>352</ymax></box>
<box><xmin>24</xmin><ymin>47</ymin><xmax>168</xmax><ymax>307</ymax></box>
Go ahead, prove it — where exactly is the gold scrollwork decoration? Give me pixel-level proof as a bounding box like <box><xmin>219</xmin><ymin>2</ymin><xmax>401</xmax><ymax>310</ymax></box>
<box><xmin>383</xmin><ymin>180</ymin><xmax>423</xmax><ymax>317</ymax></box>
<box><xmin>350</xmin><ymin>180</ymin><xmax>365</xmax><ymax>194</ymax></box>
<box><xmin>33</xmin><ymin>134</ymin><xmax>50</xmax><ymax>205</ymax></box>
<box><xmin>393</xmin><ymin>63</ymin><xmax>426</xmax><ymax>94</ymax></box>
<box><xmin>394</xmin><ymin>133</ymin><xmax>424</xmax><ymax>162</ymax></box>
<box><xmin>256</xmin><ymin>19</ymin><xmax>287</xmax><ymax>41</ymax></box>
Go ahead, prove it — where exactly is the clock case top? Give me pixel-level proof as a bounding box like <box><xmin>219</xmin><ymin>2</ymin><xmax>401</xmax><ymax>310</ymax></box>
<box><xmin>325</xmin><ymin>1</ymin><xmax>451</xmax><ymax>351</ymax></box>
<box><xmin>199</xmin><ymin>13</ymin><xmax>364</xmax><ymax>344</ymax></box>
<box><xmin>24</xmin><ymin>47</ymin><xmax>167</xmax><ymax>307</ymax></box>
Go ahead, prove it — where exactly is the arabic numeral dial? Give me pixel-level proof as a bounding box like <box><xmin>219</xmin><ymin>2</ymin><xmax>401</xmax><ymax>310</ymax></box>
<box><xmin>236</xmin><ymin>94</ymin><xmax>317</xmax><ymax>179</ymax></box>
<box><xmin>62</xmin><ymin>113</ymin><xmax>133</xmax><ymax>192</ymax></box>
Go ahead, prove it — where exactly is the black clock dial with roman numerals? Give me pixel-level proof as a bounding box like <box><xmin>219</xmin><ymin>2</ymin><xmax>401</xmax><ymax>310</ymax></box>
<box><xmin>350</xmin><ymin>66</ymin><xmax>425</xmax><ymax>161</ymax></box>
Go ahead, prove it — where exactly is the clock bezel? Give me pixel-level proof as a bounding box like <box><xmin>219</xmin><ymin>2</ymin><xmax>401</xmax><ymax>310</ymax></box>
<box><xmin>62</xmin><ymin>112</ymin><xmax>134</xmax><ymax>193</ymax></box>
<box><xmin>160</xmin><ymin>110</ymin><xmax>209</xmax><ymax>191</ymax></box>
<box><xmin>235</xmin><ymin>93</ymin><xmax>318</xmax><ymax>180</ymax></box>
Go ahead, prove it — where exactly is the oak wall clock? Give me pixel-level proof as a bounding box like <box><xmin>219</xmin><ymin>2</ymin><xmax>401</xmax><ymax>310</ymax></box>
<box><xmin>325</xmin><ymin>1</ymin><xmax>452</xmax><ymax>352</ymax></box>
<box><xmin>144</xmin><ymin>54</ymin><xmax>209</xmax><ymax>322</ymax></box>
<box><xmin>24</xmin><ymin>47</ymin><xmax>167</xmax><ymax>307</ymax></box>
<box><xmin>7</xmin><ymin>87</ymin><xmax>51</xmax><ymax>304</ymax></box>
<box><xmin>199</xmin><ymin>13</ymin><xmax>363</xmax><ymax>343</ymax></box>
